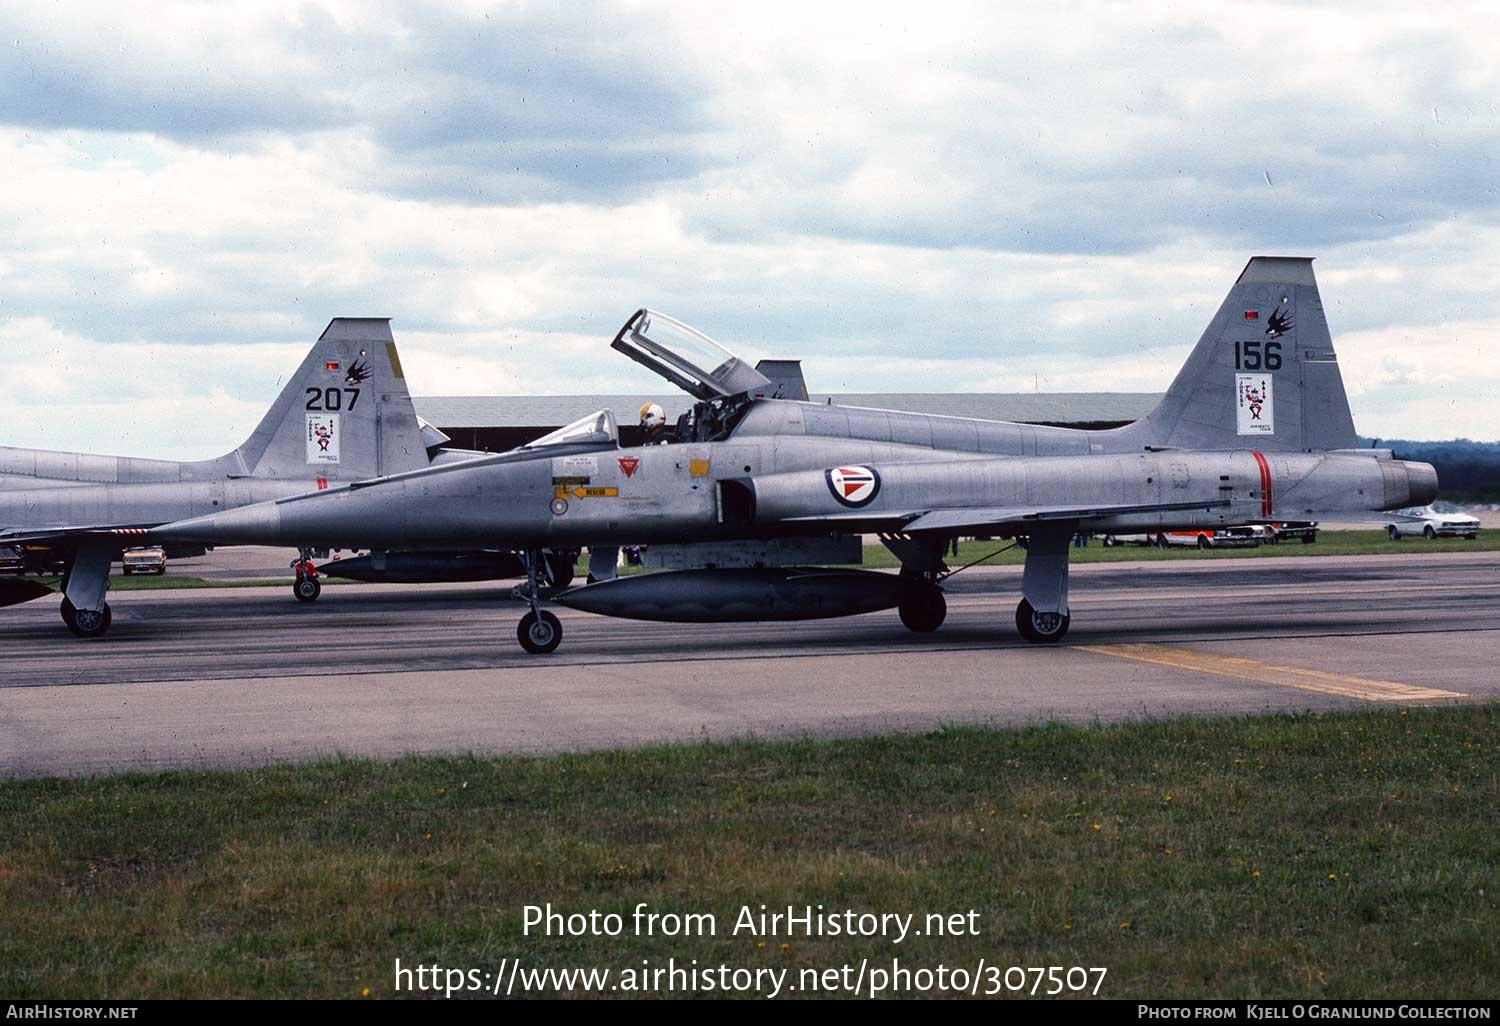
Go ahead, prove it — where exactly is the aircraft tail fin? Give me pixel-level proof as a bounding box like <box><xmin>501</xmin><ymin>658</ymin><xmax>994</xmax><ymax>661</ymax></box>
<box><xmin>231</xmin><ymin>318</ymin><xmax>431</xmax><ymax>480</ymax></box>
<box><xmin>1126</xmin><ymin>257</ymin><xmax>1358</xmax><ymax>452</ymax></box>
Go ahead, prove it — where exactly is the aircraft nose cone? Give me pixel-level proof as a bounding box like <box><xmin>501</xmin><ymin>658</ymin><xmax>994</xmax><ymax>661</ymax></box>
<box><xmin>1402</xmin><ymin>460</ymin><xmax>1439</xmax><ymax>507</ymax></box>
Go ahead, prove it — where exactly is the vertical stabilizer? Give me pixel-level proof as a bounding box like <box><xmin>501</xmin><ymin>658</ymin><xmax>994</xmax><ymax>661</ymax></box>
<box><xmin>232</xmin><ymin>319</ymin><xmax>430</xmax><ymax>479</ymax></box>
<box><xmin>1125</xmin><ymin>257</ymin><xmax>1358</xmax><ymax>452</ymax></box>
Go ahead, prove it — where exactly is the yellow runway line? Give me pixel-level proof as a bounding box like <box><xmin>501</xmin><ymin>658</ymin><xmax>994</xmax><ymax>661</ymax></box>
<box><xmin>1079</xmin><ymin>644</ymin><xmax>1466</xmax><ymax>704</ymax></box>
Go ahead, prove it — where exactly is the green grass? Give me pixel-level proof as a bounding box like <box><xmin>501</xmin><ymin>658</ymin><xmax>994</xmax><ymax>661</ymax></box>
<box><xmin>2</xmin><ymin>707</ymin><xmax>1496</xmax><ymax>999</ymax></box>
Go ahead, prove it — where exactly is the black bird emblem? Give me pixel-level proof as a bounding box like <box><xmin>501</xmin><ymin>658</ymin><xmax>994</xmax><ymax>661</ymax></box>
<box><xmin>345</xmin><ymin>360</ymin><xmax>372</xmax><ymax>384</ymax></box>
<box><xmin>1266</xmin><ymin>309</ymin><xmax>1294</xmax><ymax>339</ymax></box>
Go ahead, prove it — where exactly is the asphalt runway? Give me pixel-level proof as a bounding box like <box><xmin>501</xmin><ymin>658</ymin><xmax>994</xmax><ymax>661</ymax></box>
<box><xmin>2</xmin><ymin>550</ymin><xmax>1496</xmax><ymax>777</ymax></box>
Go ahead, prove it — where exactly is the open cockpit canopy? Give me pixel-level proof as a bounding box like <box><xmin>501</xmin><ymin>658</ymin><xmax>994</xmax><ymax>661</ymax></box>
<box><xmin>611</xmin><ymin>309</ymin><xmax>772</xmax><ymax>401</ymax></box>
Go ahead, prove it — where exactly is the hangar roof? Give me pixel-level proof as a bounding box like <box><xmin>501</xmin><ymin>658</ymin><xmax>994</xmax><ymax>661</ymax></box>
<box><xmin>412</xmin><ymin>392</ymin><xmax>1162</xmax><ymax>428</ymax></box>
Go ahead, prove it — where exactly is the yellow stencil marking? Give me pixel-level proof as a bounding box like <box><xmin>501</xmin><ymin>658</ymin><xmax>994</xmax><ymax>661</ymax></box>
<box><xmin>689</xmin><ymin>459</ymin><xmax>711</xmax><ymax>478</ymax></box>
<box><xmin>571</xmin><ymin>486</ymin><xmax>618</xmax><ymax>499</ymax></box>
<box><xmin>1080</xmin><ymin>644</ymin><xmax>1466</xmax><ymax>704</ymax></box>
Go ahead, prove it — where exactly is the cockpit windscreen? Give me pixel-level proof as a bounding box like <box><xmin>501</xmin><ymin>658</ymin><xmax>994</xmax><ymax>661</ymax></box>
<box><xmin>518</xmin><ymin>409</ymin><xmax>618</xmax><ymax>449</ymax></box>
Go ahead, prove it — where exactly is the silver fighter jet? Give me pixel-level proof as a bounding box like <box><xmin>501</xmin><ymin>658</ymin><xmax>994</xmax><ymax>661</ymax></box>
<box><xmin>0</xmin><ymin>318</ymin><xmax>481</xmax><ymax>634</ymax></box>
<box><xmin>155</xmin><ymin>257</ymin><xmax>1438</xmax><ymax>653</ymax></box>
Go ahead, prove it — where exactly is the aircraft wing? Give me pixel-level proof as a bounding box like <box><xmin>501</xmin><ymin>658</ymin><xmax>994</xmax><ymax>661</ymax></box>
<box><xmin>783</xmin><ymin>498</ymin><xmax>1231</xmax><ymax>534</ymax></box>
<box><xmin>0</xmin><ymin>525</ymin><xmax>155</xmax><ymax>546</ymax></box>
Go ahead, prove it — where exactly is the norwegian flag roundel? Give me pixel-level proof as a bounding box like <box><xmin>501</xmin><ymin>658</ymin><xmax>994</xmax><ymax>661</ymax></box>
<box><xmin>826</xmin><ymin>465</ymin><xmax>881</xmax><ymax>508</ymax></box>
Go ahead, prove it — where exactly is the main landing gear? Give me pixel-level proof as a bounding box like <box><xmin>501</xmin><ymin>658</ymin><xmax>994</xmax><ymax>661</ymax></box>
<box><xmin>60</xmin><ymin>538</ymin><xmax>115</xmax><ymax>639</ymax></box>
<box><xmin>883</xmin><ymin>526</ymin><xmax>1075</xmax><ymax>643</ymax></box>
<box><xmin>1015</xmin><ymin>598</ymin><xmax>1069</xmax><ymax>644</ymax></box>
<box><xmin>516</xmin><ymin>548</ymin><xmax>562</xmax><ymax>654</ymax></box>
<box><xmin>881</xmin><ymin>533</ymin><xmax>949</xmax><ymax>635</ymax></box>
<box><xmin>898</xmin><ymin>584</ymin><xmax>947</xmax><ymax>633</ymax></box>
<box><xmin>1016</xmin><ymin>522</ymin><xmax>1072</xmax><ymax>644</ymax></box>
<box><xmin>61</xmin><ymin>596</ymin><xmax>112</xmax><ymax>638</ymax></box>
<box><xmin>292</xmin><ymin>551</ymin><xmax>321</xmax><ymax>603</ymax></box>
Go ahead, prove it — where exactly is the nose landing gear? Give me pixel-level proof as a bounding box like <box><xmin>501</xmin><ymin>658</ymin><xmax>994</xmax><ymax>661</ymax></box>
<box><xmin>292</xmin><ymin>551</ymin><xmax>321</xmax><ymax>603</ymax></box>
<box><xmin>516</xmin><ymin>549</ymin><xmax>563</xmax><ymax>654</ymax></box>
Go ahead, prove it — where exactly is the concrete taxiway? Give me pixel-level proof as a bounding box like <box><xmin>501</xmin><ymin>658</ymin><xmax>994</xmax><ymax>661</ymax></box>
<box><xmin>1</xmin><ymin>550</ymin><xmax>1495</xmax><ymax>778</ymax></box>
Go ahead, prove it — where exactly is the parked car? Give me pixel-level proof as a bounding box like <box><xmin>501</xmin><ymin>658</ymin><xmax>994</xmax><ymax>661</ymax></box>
<box><xmin>122</xmin><ymin>546</ymin><xmax>169</xmax><ymax>575</ymax></box>
<box><xmin>1386</xmin><ymin>502</ymin><xmax>1480</xmax><ymax>541</ymax></box>
<box><xmin>1163</xmin><ymin>526</ymin><xmax>1267</xmax><ymax>549</ymax></box>
<box><xmin>1267</xmin><ymin>521</ymin><xmax>1319</xmax><ymax>544</ymax></box>
<box><xmin>1103</xmin><ymin>527</ymin><xmax>1268</xmax><ymax>549</ymax></box>
<box><xmin>1102</xmin><ymin>533</ymin><xmax>1161</xmax><ymax>547</ymax></box>
<box><xmin>0</xmin><ymin>546</ymin><xmax>23</xmax><ymax>575</ymax></box>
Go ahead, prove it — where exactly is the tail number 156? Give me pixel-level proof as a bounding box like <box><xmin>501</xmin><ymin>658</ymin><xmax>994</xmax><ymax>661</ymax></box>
<box><xmin>1235</xmin><ymin>340</ymin><xmax>1282</xmax><ymax>371</ymax></box>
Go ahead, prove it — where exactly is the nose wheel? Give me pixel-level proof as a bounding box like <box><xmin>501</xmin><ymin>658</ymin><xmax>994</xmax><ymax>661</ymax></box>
<box><xmin>291</xmin><ymin>551</ymin><xmax>321</xmax><ymax>602</ymax></box>
<box><xmin>518</xmin><ymin>609</ymin><xmax>563</xmax><ymax>654</ymax></box>
<box><xmin>516</xmin><ymin>549</ymin><xmax>563</xmax><ymax>654</ymax></box>
<box><xmin>1016</xmin><ymin>598</ymin><xmax>1069</xmax><ymax>643</ymax></box>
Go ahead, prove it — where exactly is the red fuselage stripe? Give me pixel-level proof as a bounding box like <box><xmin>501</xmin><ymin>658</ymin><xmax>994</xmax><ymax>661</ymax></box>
<box><xmin>1251</xmin><ymin>450</ymin><xmax>1272</xmax><ymax>518</ymax></box>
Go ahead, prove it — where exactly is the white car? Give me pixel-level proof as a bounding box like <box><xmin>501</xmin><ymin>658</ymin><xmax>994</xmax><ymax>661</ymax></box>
<box><xmin>1386</xmin><ymin>502</ymin><xmax>1480</xmax><ymax>541</ymax></box>
<box><xmin>121</xmin><ymin>545</ymin><xmax>169</xmax><ymax>574</ymax></box>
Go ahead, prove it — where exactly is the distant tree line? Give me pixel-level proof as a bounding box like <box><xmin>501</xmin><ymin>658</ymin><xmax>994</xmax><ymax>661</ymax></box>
<box><xmin>1363</xmin><ymin>438</ymin><xmax>1500</xmax><ymax>502</ymax></box>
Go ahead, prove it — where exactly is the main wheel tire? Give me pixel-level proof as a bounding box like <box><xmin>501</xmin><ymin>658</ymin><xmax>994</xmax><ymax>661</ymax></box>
<box><xmin>1387</xmin><ymin>525</ymin><xmax>1401</xmax><ymax>542</ymax></box>
<box><xmin>1424</xmin><ymin>525</ymin><xmax>1436</xmax><ymax>540</ymax></box>
<box><xmin>1197</xmin><ymin>535</ymin><xmax>1211</xmax><ymax>550</ymax></box>
<box><xmin>545</xmin><ymin>554</ymin><xmax>575</xmax><ymax>590</ymax></box>
<box><xmin>518</xmin><ymin>610</ymin><xmax>563</xmax><ymax>654</ymax></box>
<box><xmin>898</xmin><ymin>587</ymin><xmax>947</xmax><ymax>633</ymax></box>
<box><xmin>64</xmin><ymin>599</ymin><xmax>111</xmax><ymax>638</ymax></box>
<box><xmin>293</xmin><ymin>576</ymin><xmax>322</xmax><ymax>602</ymax></box>
<box><xmin>1015</xmin><ymin>598</ymin><xmax>1069</xmax><ymax>644</ymax></box>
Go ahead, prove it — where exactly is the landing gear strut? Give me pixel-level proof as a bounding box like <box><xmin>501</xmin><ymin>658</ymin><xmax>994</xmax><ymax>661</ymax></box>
<box><xmin>517</xmin><ymin>548</ymin><xmax>562</xmax><ymax>654</ymax></box>
<box><xmin>292</xmin><ymin>550</ymin><xmax>321</xmax><ymax>603</ymax></box>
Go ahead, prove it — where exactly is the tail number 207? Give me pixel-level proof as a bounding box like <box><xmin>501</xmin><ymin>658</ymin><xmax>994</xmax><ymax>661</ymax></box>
<box><xmin>306</xmin><ymin>387</ymin><xmax>361</xmax><ymax>411</ymax></box>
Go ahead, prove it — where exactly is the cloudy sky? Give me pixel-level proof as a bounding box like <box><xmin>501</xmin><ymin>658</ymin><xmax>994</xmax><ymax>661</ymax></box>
<box><xmin>2</xmin><ymin>1</ymin><xmax>1497</xmax><ymax>457</ymax></box>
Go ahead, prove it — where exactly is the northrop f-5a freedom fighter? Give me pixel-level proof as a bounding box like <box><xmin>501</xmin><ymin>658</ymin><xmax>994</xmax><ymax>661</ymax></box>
<box><xmin>149</xmin><ymin>257</ymin><xmax>1440</xmax><ymax>653</ymax></box>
